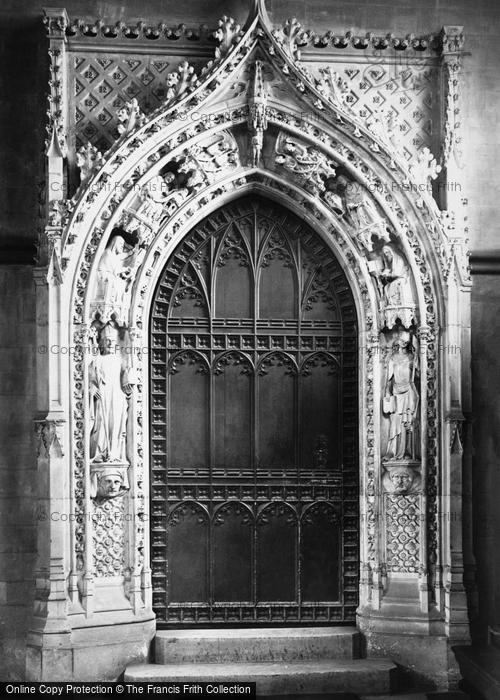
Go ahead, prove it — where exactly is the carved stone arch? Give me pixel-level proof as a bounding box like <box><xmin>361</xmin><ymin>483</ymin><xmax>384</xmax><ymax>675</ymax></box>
<box><xmin>300</xmin><ymin>352</ymin><xmax>341</xmax><ymax>376</ymax></box>
<box><xmin>213</xmin><ymin>500</ymin><xmax>255</xmax><ymax>523</ymax></box>
<box><xmin>33</xmin><ymin>0</ymin><xmax>471</xmax><ymax>685</ymax></box>
<box><xmin>256</xmin><ymin>500</ymin><xmax>298</xmax><ymax>523</ymax></box>
<box><xmin>212</xmin><ymin>351</ymin><xmax>255</xmax><ymax>376</ymax></box>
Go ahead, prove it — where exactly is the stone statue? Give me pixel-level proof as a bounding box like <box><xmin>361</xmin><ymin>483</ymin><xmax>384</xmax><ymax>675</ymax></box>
<box><xmin>251</xmin><ymin>131</ymin><xmax>264</xmax><ymax>168</ymax></box>
<box><xmin>383</xmin><ymin>334</ymin><xmax>419</xmax><ymax>461</ymax></box>
<box><xmin>95</xmin><ymin>234</ymin><xmax>136</xmax><ymax>309</ymax></box>
<box><xmin>378</xmin><ymin>245</ymin><xmax>416</xmax><ymax>329</ymax></box>
<box><xmin>248</xmin><ymin>60</ymin><xmax>268</xmax><ymax>166</ymax></box>
<box><xmin>335</xmin><ymin>175</ymin><xmax>390</xmax><ymax>250</ymax></box>
<box><xmin>135</xmin><ymin>172</ymin><xmax>176</xmax><ymax>224</ymax></box>
<box><xmin>89</xmin><ymin>322</ymin><xmax>135</xmax><ymax>465</ymax></box>
<box><xmin>178</xmin><ymin>158</ymin><xmax>204</xmax><ymax>192</ymax></box>
<box><xmin>382</xmin><ymin>465</ymin><xmax>420</xmax><ymax>494</ymax></box>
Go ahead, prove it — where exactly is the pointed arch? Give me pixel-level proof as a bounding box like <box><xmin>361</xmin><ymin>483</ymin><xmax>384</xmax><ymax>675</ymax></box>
<box><xmin>36</xmin><ymin>0</ymin><xmax>471</xmax><ymax>672</ymax></box>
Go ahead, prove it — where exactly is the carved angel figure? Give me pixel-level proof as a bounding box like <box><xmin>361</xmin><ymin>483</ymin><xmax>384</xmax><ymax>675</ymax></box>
<box><xmin>89</xmin><ymin>322</ymin><xmax>135</xmax><ymax>465</ymax></box>
<box><xmin>383</xmin><ymin>335</ymin><xmax>420</xmax><ymax>461</ymax></box>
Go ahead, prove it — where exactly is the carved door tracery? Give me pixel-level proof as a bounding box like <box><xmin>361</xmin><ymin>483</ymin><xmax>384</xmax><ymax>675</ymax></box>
<box><xmin>150</xmin><ymin>196</ymin><xmax>358</xmax><ymax>625</ymax></box>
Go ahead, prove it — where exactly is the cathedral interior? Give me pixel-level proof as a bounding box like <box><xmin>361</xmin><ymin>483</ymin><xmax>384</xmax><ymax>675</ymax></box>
<box><xmin>1</xmin><ymin>0</ymin><xmax>500</xmax><ymax>697</ymax></box>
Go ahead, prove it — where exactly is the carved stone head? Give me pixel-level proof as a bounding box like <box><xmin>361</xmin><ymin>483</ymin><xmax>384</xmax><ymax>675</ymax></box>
<box><xmin>383</xmin><ymin>465</ymin><xmax>420</xmax><ymax>494</ymax></box>
<box><xmin>382</xmin><ymin>245</ymin><xmax>394</xmax><ymax>263</ymax></box>
<box><xmin>391</xmin><ymin>331</ymin><xmax>412</xmax><ymax>354</ymax></box>
<box><xmin>108</xmin><ymin>234</ymin><xmax>126</xmax><ymax>254</ymax></box>
<box><xmin>90</xmin><ymin>465</ymin><xmax>130</xmax><ymax>502</ymax></box>
<box><xmin>98</xmin><ymin>321</ymin><xmax>121</xmax><ymax>356</ymax></box>
<box><xmin>390</xmin><ymin>466</ymin><xmax>413</xmax><ymax>493</ymax></box>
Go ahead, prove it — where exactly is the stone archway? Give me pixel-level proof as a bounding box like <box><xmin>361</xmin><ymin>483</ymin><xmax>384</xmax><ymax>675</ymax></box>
<box><xmin>30</xmin><ymin>1</ymin><xmax>471</xmax><ymax>686</ymax></box>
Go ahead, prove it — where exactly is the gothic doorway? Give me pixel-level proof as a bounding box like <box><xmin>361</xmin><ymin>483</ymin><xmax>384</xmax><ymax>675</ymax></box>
<box><xmin>149</xmin><ymin>195</ymin><xmax>358</xmax><ymax>625</ymax></box>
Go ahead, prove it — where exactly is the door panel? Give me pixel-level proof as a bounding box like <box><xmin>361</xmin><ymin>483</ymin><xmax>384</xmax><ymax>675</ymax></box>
<box><xmin>150</xmin><ymin>196</ymin><xmax>358</xmax><ymax>625</ymax></box>
<box><xmin>257</xmin><ymin>354</ymin><xmax>296</xmax><ymax>468</ymax></box>
<box><xmin>257</xmin><ymin>503</ymin><xmax>298</xmax><ymax>602</ymax></box>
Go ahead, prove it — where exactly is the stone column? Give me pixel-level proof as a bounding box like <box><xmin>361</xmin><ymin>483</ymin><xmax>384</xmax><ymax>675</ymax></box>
<box><xmin>439</xmin><ymin>25</ymin><xmax>473</xmax><ymax>643</ymax></box>
<box><xmin>26</xmin><ymin>8</ymin><xmax>73</xmax><ymax>681</ymax></box>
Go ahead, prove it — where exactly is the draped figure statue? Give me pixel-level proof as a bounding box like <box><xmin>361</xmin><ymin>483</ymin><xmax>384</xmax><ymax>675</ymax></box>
<box><xmin>383</xmin><ymin>335</ymin><xmax>420</xmax><ymax>461</ymax></box>
<box><xmin>89</xmin><ymin>322</ymin><xmax>134</xmax><ymax>465</ymax></box>
<box><xmin>95</xmin><ymin>235</ymin><xmax>135</xmax><ymax>309</ymax></box>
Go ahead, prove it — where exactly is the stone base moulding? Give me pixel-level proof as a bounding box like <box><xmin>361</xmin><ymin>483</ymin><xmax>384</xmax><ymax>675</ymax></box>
<box><xmin>26</xmin><ymin>618</ymin><xmax>155</xmax><ymax>682</ymax></box>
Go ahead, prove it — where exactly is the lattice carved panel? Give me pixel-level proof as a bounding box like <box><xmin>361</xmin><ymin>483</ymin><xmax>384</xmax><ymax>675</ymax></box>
<box><xmin>306</xmin><ymin>60</ymin><xmax>439</xmax><ymax>163</ymax></box>
<box><xmin>385</xmin><ymin>494</ymin><xmax>420</xmax><ymax>573</ymax></box>
<box><xmin>69</xmin><ymin>53</ymin><xmax>209</xmax><ymax>152</ymax></box>
<box><xmin>92</xmin><ymin>497</ymin><xmax>125</xmax><ymax>576</ymax></box>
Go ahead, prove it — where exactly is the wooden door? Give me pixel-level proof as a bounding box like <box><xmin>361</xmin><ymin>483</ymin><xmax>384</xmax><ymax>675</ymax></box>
<box><xmin>150</xmin><ymin>196</ymin><xmax>358</xmax><ymax>625</ymax></box>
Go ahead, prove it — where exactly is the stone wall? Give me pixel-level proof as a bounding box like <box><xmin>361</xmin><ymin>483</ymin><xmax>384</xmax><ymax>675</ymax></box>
<box><xmin>0</xmin><ymin>267</ymin><xmax>37</xmax><ymax>680</ymax></box>
<box><xmin>471</xmin><ymin>276</ymin><xmax>500</xmax><ymax>641</ymax></box>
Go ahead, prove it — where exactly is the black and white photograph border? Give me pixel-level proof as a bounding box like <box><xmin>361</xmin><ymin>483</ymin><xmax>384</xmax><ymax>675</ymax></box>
<box><xmin>0</xmin><ymin>1</ymin><xmax>498</xmax><ymax>698</ymax></box>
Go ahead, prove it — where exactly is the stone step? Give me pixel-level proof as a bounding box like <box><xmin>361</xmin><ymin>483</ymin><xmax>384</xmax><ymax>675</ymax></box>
<box><xmin>154</xmin><ymin>627</ymin><xmax>361</xmax><ymax>664</ymax></box>
<box><xmin>125</xmin><ymin>659</ymin><xmax>397</xmax><ymax>696</ymax></box>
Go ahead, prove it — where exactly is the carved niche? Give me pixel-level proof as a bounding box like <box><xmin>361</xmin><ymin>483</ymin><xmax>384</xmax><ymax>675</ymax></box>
<box><xmin>88</xmin><ymin>319</ymin><xmax>135</xmax><ymax>502</ymax></box>
<box><xmin>368</xmin><ymin>244</ymin><xmax>418</xmax><ymax>330</ymax></box>
<box><xmin>90</xmin><ymin>232</ymin><xmax>143</xmax><ymax>325</ymax></box>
